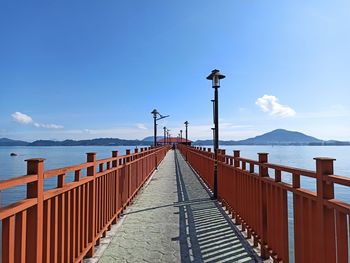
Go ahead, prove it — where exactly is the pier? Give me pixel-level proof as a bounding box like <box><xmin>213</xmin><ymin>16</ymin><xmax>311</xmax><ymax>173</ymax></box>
<box><xmin>96</xmin><ymin>150</ymin><xmax>259</xmax><ymax>263</ymax></box>
<box><xmin>0</xmin><ymin>145</ymin><xmax>349</xmax><ymax>262</ymax></box>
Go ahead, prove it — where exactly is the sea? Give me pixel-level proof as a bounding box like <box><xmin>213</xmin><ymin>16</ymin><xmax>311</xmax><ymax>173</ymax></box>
<box><xmin>0</xmin><ymin>145</ymin><xmax>349</xmax><ymax>261</ymax></box>
<box><xmin>0</xmin><ymin>146</ymin><xmax>139</xmax><ymax>206</ymax></box>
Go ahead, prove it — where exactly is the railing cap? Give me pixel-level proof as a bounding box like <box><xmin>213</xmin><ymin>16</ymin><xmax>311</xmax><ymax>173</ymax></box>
<box><xmin>314</xmin><ymin>157</ymin><xmax>336</xmax><ymax>161</ymax></box>
<box><xmin>25</xmin><ymin>158</ymin><xmax>46</xmax><ymax>162</ymax></box>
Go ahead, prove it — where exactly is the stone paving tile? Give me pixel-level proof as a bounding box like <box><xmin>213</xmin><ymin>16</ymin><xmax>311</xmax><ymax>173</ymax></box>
<box><xmin>98</xmin><ymin>150</ymin><xmax>261</xmax><ymax>263</ymax></box>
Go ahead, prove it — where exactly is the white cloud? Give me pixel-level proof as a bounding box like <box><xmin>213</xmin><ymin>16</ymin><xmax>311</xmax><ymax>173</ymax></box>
<box><xmin>136</xmin><ymin>123</ymin><xmax>148</xmax><ymax>130</ymax></box>
<box><xmin>256</xmin><ymin>95</ymin><xmax>296</xmax><ymax>118</ymax></box>
<box><xmin>11</xmin><ymin>112</ymin><xmax>33</xmax><ymax>124</ymax></box>
<box><xmin>34</xmin><ymin>123</ymin><xmax>64</xmax><ymax>129</ymax></box>
<box><xmin>11</xmin><ymin>112</ymin><xmax>64</xmax><ymax>129</ymax></box>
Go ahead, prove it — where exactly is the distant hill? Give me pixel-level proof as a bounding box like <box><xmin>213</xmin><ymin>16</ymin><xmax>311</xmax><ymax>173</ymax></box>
<box><xmin>0</xmin><ymin>138</ymin><xmax>151</xmax><ymax>146</ymax></box>
<box><xmin>237</xmin><ymin>129</ymin><xmax>322</xmax><ymax>145</ymax></box>
<box><xmin>0</xmin><ymin>138</ymin><xmax>29</xmax><ymax>146</ymax></box>
<box><xmin>1</xmin><ymin>129</ymin><xmax>349</xmax><ymax>146</ymax></box>
<box><xmin>142</xmin><ymin>136</ymin><xmax>162</xmax><ymax>142</ymax></box>
<box><xmin>193</xmin><ymin>129</ymin><xmax>350</xmax><ymax>146</ymax></box>
<box><xmin>30</xmin><ymin>138</ymin><xmax>149</xmax><ymax>146</ymax></box>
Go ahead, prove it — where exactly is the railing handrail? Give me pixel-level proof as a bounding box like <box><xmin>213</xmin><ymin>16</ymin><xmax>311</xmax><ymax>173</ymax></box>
<box><xmin>190</xmin><ymin>146</ymin><xmax>350</xmax><ymax>187</ymax></box>
<box><xmin>0</xmin><ymin>146</ymin><xmax>159</xmax><ymax>190</ymax></box>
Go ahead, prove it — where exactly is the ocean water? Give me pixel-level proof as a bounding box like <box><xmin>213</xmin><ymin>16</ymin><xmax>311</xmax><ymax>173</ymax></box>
<box><xmin>0</xmin><ymin>146</ymin><xmax>144</xmax><ymax>206</ymax></box>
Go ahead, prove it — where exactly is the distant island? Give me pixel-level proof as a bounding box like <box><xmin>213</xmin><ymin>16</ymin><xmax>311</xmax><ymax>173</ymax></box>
<box><xmin>1</xmin><ymin>129</ymin><xmax>349</xmax><ymax>146</ymax></box>
<box><xmin>0</xmin><ymin>136</ymin><xmax>160</xmax><ymax>146</ymax></box>
<box><xmin>194</xmin><ymin>129</ymin><xmax>350</xmax><ymax>146</ymax></box>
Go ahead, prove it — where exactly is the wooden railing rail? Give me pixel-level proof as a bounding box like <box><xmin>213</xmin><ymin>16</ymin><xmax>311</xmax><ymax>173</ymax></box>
<box><xmin>178</xmin><ymin>145</ymin><xmax>350</xmax><ymax>263</ymax></box>
<box><xmin>0</xmin><ymin>145</ymin><xmax>170</xmax><ymax>263</ymax></box>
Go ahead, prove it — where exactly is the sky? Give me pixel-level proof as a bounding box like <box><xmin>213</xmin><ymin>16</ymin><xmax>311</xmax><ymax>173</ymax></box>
<box><xmin>1</xmin><ymin>1</ymin><xmax>349</xmax><ymax>141</ymax></box>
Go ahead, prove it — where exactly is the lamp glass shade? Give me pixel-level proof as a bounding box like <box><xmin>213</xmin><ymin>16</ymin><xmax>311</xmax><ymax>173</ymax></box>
<box><xmin>213</xmin><ymin>75</ymin><xmax>220</xmax><ymax>87</ymax></box>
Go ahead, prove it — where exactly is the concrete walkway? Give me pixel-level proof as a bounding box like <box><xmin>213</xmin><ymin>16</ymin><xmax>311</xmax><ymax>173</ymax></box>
<box><xmin>98</xmin><ymin>150</ymin><xmax>260</xmax><ymax>263</ymax></box>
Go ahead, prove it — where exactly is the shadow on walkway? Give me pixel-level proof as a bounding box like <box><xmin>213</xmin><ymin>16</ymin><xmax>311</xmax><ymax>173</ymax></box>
<box><xmin>173</xmin><ymin>150</ymin><xmax>261</xmax><ymax>263</ymax></box>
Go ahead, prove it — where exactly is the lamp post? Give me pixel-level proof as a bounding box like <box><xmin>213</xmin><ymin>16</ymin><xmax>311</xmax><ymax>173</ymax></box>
<box><xmin>184</xmin><ymin>121</ymin><xmax>189</xmax><ymax>144</ymax></box>
<box><xmin>207</xmin><ymin>69</ymin><xmax>225</xmax><ymax>199</ymax></box>
<box><xmin>163</xmin><ymin>126</ymin><xmax>167</xmax><ymax>145</ymax></box>
<box><xmin>211</xmin><ymin>127</ymin><xmax>215</xmax><ymax>147</ymax></box>
<box><xmin>167</xmin><ymin>129</ymin><xmax>170</xmax><ymax>145</ymax></box>
<box><xmin>211</xmin><ymin>99</ymin><xmax>215</xmax><ymax>124</ymax></box>
<box><xmin>180</xmin><ymin>130</ymin><xmax>183</xmax><ymax>144</ymax></box>
<box><xmin>151</xmin><ymin>109</ymin><xmax>169</xmax><ymax>147</ymax></box>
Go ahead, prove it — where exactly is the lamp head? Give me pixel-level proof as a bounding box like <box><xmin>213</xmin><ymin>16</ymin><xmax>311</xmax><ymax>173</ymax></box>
<box><xmin>206</xmin><ymin>69</ymin><xmax>225</xmax><ymax>87</ymax></box>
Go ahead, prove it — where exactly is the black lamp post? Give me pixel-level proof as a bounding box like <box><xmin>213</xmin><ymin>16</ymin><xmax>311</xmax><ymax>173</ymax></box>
<box><xmin>151</xmin><ymin>109</ymin><xmax>169</xmax><ymax>147</ymax></box>
<box><xmin>211</xmin><ymin>99</ymin><xmax>215</xmax><ymax>124</ymax></box>
<box><xmin>180</xmin><ymin>130</ymin><xmax>183</xmax><ymax>143</ymax></box>
<box><xmin>184</xmin><ymin>121</ymin><xmax>189</xmax><ymax>144</ymax></box>
<box><xmin>207</xmin><ymin>69</ymin><xmax>225</xmax><ymax>199</ymax></box>
<box><xmin>163</xmin><ymin>126</ymin><xmax>167</xmax><ymax>145</ymax></box>
<box><xmin>211</xmin><ymin>127</ymin><xmax>215</xmax><ymax>147</ymax></box>
<box><xmin>167</xmin><ymin>129</ymin><xmax>170</xmax><ymax>144</ymax></box>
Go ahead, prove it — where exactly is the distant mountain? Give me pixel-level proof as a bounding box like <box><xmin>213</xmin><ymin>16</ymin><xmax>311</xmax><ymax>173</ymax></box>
<box><xmin>29</xmin><ymin>138</ymin><xmax>150</xmax><ymax>146</ymax></box>
<box><xmin>1</xmin><ymin>129</ymin><xmax>349</xmax><ymax>146</ymax></box>
<box><xmin>0</xmin><ymin>137</ymin><xmax>151</xmax><ymax>146</ymax></box>
<box><xmin>237</xmin><ymin>129</ymin><xmax>322</xmax><ymax>145</ymax></box>
<box><xmin>0</xmin><ymin>138</ymin><xmax>29</xmax><ymax>146</ymax></box>
<box><xmin>193</xmin><ymin>129</ymin><xmax>350</xmax><ymax>146</ymax></box>
<box><xmin>142</xmin><ymin>136</ymin><xmax>162</xmax><ymax>142</ymax></box>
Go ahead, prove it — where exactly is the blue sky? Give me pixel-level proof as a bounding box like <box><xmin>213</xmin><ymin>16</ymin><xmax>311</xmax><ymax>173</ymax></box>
<box><xmin>1</xmin><ymin>1</ymin><xmax>349</xmax><ymax>141</ymax></box>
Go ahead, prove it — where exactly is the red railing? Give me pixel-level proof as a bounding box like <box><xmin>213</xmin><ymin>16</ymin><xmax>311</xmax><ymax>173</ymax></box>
<box><xmin>0</xmin><ymin>145</ymin><xmax>169</xmax><ymax>263</ymax></box>
<box><xmin>178</xmin><ymin>145</ymin><xmax>350</xmax><ymax>263</ymax></box>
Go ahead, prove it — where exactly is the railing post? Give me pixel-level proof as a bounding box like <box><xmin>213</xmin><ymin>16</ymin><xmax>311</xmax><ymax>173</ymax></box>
<box><xmin>314</xmin><ymin>157</ymin><xmax>336</xmax><ymax>263</ymax></box>
<box><xmin>126</xmin><ymin>149</ymin><xmax>131</xmax><ymax>162</ymax></box>
<box><xmin>112</xmin><ymin>150</ymin><xmax>118</xmax><ymax>167</ymax></box>
<box><xmin>152</xmin><ymin>147</ymin><xmax>158</xmax><ymax>170</ymax></box>
<box><xmin>125</xmin><ymin>149</ymin><xmax>132</xmax><ymax>201</ymax></box>
<box><xmin>25</xmin><ymin>158</ymin><xmax>45</xmax><ymax>263</ymax></box>
<box><xmin>221</xmin><ymin>149</ymin><xmax>226</xmax><ymax>163</ymax></box>
<box><xmin>233</xmin><ymin>150</ymin><xmax>240</xmax><ymax>168</ymax></box>
<box><xmin>112</xmin><ymin>151</ymin><xmax>119</xmax><ymax>224</ymax></box>
<box><xmin>232</xmin><ymin>150</ymin><xmax>241</xmax><ymax>225</ymax></box>
<box><xmin>134</xmin><ymin>148</ymin><xmax>139</xmax><ymax>159</ymax></box>
<box><xmin>86</xmin><ymin>152</ymin><xmax>96</xmax><ymax>257</ymax></box>
<box><xmin>258</xmin><ymin>153</ymin><xmax>269</xmax><ymax>259</ymax></box>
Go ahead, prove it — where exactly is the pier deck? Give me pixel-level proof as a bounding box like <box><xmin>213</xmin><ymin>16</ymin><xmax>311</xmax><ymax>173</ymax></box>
<box><xmin>96</xmin><ymin>150</ymin><xmax>260</xmax><ymax>263</ymax></box>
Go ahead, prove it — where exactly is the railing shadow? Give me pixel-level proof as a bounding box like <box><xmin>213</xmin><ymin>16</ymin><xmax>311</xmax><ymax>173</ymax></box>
<box><xmin>173</xmin><ymin>150</ymin><xmax>261</xmax><ymax>263</ymax></box>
